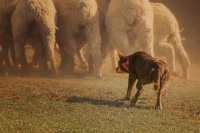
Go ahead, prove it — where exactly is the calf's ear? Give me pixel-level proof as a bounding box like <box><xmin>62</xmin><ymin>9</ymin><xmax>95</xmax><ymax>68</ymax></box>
<box><xmin>118</xmin><ymin>53</ymin><xmax>124</xmax><ymax>59</ymax></box>
<box><xmin>117</xmin><ymin>50</ymin><xmax>124</xmax><ymax>59</ymax></box>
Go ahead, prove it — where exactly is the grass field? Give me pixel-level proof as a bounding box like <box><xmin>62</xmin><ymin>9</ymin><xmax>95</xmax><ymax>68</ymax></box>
<box><xmin>0</xmin><ymin>72</ymin><xmax>199</xmax><ymax>132</ymax></box>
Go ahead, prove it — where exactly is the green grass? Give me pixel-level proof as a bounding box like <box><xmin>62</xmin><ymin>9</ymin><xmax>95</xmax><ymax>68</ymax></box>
<box><xmin>0</xmin><ymin>75</ymin><xmax>199</xmax><ymax>133</ymax></box>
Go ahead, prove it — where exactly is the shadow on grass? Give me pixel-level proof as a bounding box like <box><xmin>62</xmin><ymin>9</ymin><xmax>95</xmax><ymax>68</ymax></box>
<box><xmin>66</xmin><ymin>96</ymin><xmax>152</xmax><ymax>110</ymax></box>
<box><xmin>66</xmin><ymin>96</ymin><xmax>125</xmax><ymax>108</ymax></box>
<box><xmin>134</xmin><ymin>105</ymin><xmax>153</xmax><ymax>110</ymax></box>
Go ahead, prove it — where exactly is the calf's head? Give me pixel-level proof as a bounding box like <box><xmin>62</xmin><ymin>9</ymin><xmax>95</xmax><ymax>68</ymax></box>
<box><xmin>116</xmin><ymin>53</ymin><xmax>129</xmax><ymax>73</ymax></box>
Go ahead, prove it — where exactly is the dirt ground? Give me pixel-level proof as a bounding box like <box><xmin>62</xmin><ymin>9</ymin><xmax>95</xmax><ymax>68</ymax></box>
<box><xmin>0</xmin><ymin>63</ymin><xmax>199</xmax><ymax>132</ymax></box>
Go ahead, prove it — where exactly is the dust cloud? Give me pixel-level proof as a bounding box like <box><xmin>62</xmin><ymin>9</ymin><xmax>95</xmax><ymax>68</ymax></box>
<box><xmin>152</xmin><ymin>0</ymin><xmax>200</xmax><ymax>80</ymax></box>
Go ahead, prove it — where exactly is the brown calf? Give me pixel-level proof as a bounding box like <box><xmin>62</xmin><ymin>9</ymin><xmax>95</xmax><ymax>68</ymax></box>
<box><xmin>116</xmin><ymin>51</ymin><xmax>170</xmax><ymax>110</ymax></box>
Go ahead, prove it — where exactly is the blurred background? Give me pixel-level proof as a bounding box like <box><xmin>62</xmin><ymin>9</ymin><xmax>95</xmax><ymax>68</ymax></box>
<box><xmin>153</xmin><ymin>0</ymin><xmax>200</xmax><ymax>62</ymax></box>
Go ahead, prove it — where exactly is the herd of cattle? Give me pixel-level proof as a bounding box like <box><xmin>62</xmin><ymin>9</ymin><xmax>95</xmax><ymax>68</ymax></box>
<box><xmin>0</xmin><ymin>0</ymin><xmax>191</xmax><ymax>79</ymax></box>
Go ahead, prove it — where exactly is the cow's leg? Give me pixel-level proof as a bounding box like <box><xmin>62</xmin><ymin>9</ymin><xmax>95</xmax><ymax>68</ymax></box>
<box><xmin>11</xmin><ymin>14</ymin><xmax>28</xmax><ymax>74</ymax></box>
<box><xmin>58</xmin><ymin>34</ymin><xmax>78</xmax><ymax>74</ymax></box>
<box><xmin>0</xmin><ymin>17</ymin><xmax>6</xmax><ymax>73</ymax></box>
<box><xmin>80</xmin><ymin>45</ymin><xmax>92</xmax><ymax>73</ymax></box>
<box><xmin>0</xmin><ymin>28</ymin><xmax>15</xmax><ymax>74</ymax></box>
<box><xmin>32</xmin><ymin>44</ymin><xmax>41</xmax><ymax>67</ymax></box>
<box><xmin>85</xmin><ymin>17</ymin><xmax>102</xmax><ymax>79</ymax></box>
<box><xmin>170</xmin><ymin>33</ymin><xmax>191</xmax><ymax>80</ymax></box>
<box><xmin>39</xmin><ymin>54</ymin><xmax>50</xmax><ymax>75</ymax></box>
<box><xmin>130</xmin><ymin>81</ymin><xmax>143</xmax><ymax>107</ymax></box>
<box><xmin>5</xmin><ymin>30</ymin><xmax>16</xmax><ymax>68</ymax></box>
<box><xmin>5</xmin><ymin>34</ymin><xmax>15</xmax><ymax>71</ymax></box>
<box><xmin>67</xmin><ymin>39</ymin><xmax>78</xmax><ymax>72</ymax></box>
<box><xmin>0</xmin><ymin>37</ymin><xmax>10</xmax><ymax>71</ymax></box>
<box><xmin>9</xmin><ymin>39</ymin><xmax>16</xmax><ymax>67</ymax></box>
<box><xmin>157</xmin><ymin>41</ymin><xmax>176</xmax><ymax>75</ymax></box>
<box><xmin>0</xmin><ymin>45</ymin><xmax>3</xmax><ymax>69</ymax></box>
<box><xmin>111</xmin><ymin>51</ymin><xmax>117</xmax><ymax>72</ymax></box>
<box><xmin>76</xmin><ymin>46</ymin><xmax>86</xmax><ymax>66</ymax></box>
<box><xmin>0</xmin><ymin>44</ymin><xmax>7</xmax><ymax>74</ymax></box>
<box><xmin>59</xmin><ymin>44</ymin><xmax>69</xmax><ymax>72</ymax></box>
<box><xmin>2</xmin><ymin>44</ymin><xmax>10</xmax><ymax>71</ymax></box>
<box><xmin>88</xmin><ymin>55</ymin><xmax>94</xmax><ymax>73</ymax></box>
<box><xmin>110</xmin><ymin>49</ymin><xmax>120</xmax><ymax>72</ymax></box>
<box><xmin>32</xmin><ymin>41</ymin><xmax>49</xmax><ymax>74</ymax></box>
<box><xmin>39</xmin><ymin>23</ymin><xmax>57</xmax><ymax>76</ymax></box>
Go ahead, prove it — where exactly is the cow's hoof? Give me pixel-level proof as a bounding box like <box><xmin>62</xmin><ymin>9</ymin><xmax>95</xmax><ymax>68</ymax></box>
<box><xmin>96</xmin><ymin>75</ymin><xmax>101</xmax><ymax>79</ymax></box>
<box><xmin>95</xmin><ymin>72</ymin><xmax>102</xmax><ymax>79</ymax></box>
<box><xmin>124</xmin><ymin>96</ymin><xmax>130</xmax><ymax>101</ymax></box>
<box><xmin>183</xmin><ymin>73</ymin><xmax>189</xmax><ymax>80</ymax></box>
<box><xmin>155</xmin><ymin>106</ymin><xmax>162</xmax><ymax>111</ymax></box>
<box><xmin>130</xmin><ymin>101</ymin><xmax>136</xmax><ymax>107</ymax></box>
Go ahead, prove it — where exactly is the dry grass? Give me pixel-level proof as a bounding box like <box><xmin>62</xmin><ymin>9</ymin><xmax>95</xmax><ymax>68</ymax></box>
<box><xmin>0</xmin><ymin>72</ymin><xmax>199</xmax><ymax>133</ymax></box>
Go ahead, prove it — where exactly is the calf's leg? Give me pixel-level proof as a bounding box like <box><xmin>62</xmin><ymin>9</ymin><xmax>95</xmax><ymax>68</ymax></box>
<box><xmin>130</xmin><ymin>81</ymin><xmax>143</xmax><ymax>107</ymax></box>
<box><xmin>125</xmin><ymin>75</ymin><xmax>136</xmax><ymax>100</ymax></box>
